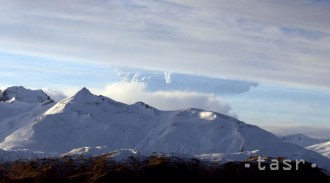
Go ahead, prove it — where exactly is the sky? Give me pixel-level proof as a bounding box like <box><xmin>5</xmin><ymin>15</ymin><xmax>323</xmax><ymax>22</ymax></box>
<box><xmin>0</xmin><ymin>0</ymin><xmax>329</xmax><ymax>137</ymax></box>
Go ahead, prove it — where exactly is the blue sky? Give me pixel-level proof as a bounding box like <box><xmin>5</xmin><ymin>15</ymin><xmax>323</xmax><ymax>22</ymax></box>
<box><xmin>0</xmin><ymin>0</ymin><xmax>329</xmax><ymax>137</ymax></box>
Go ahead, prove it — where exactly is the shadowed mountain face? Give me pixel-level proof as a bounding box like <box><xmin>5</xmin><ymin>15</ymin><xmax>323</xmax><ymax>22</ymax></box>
<box><xmin>0</xmin><ymin>154</ymin><xmax>328</xmax><ymax>183</ymax></box>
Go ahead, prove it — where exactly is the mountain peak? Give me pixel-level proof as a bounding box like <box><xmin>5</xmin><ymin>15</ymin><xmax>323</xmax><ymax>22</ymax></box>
<box><xmin>133</xmin><ymin>101</ymin><xmax>156</xmax><ymax>110</ymax></box>
<box><xmin>0</xmin><ymin>86</ymin><xmax>53</xmax><ymax>104</ymax></box>
<box><xmin>75</xmin><ymin>87</ymin><xmax>92</xmax><ymax>96</ymax></box>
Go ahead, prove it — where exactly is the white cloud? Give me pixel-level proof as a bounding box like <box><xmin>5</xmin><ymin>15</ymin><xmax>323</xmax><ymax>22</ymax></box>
<box><xmin>0</xmin><ymin>85</ymin><xmax>7</xmax><ymax>91</ymax></box>
<box><xmin>42</xmin><ymin>88</ymin><xmax>68</xmax><ymax>102</ymax></box>
<box><xmin>42</xmin><ymin>87</ymin><xmax>80</xmax><ymax>102</ymax></box>
<box><xmin>95</xmin><ymin>82</ymin><xmax>236</xmax><ymax>117</ymax></box>
<box><xmin>113</xmin><ymin>67</ymin><xmax>258</xmax><ymax>94</ymax></box>
<box><xmin>164</xmin><ymin>71</ymin><xmax>172</xmax><ymax>84</ymax></box>
<box><xmin>0</xmin><ymin>0</ymin><xmax>329</xmax><ymax>90</ymax></box>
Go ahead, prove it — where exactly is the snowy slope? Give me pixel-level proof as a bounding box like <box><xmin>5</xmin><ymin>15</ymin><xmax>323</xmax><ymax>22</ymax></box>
<box><xmin>281</xmin><ymin>134</ymin><xmax>329</xmax><ymax>147</ymax></box>
<box><xmin>0</xmin><ymin>86</ymin><xmax>55</xmax><ymax>141</ymax></box>
<box><xmin>0</xmin><ymin>88</ymin><xmax>298</xmax><ymax>154</ymax></box>
<box><xmin>308</xmin><ymin>141</ymin><xmax>330</xmax><ymax>159</ymax></box>
<box><xmin>0</xmin><ymin>87</ymin><xmax>329</xmax><ymax>172</ymax></box>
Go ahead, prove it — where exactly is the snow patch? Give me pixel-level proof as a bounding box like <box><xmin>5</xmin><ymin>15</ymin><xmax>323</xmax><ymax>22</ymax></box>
<box><xmin>199</xmin><ymin>111</ymin><xmax>217</xmax><ymax>121</ymax></box>
<box><xmin>308</xmin><ymin>141</ymin><xmax>330</xmax><ymax>159</ymax></box>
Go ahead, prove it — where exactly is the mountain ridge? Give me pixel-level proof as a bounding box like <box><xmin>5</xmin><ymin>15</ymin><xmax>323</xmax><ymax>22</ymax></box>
<box><xmin>0</xmin><ymin>86</ymin><xmax>329</xmax><ymax>173</ymax></box>
<box><xmin>282</xmin><ymin>134</ymin><xmax>330</xmax><ymax>147</ymax></box>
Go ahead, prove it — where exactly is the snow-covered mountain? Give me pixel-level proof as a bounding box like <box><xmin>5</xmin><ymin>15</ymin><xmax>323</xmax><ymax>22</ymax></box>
<box><xmin>0</xmin><ymin>87</ymin><xmax>329</xmax><ymax>172</ymax></box>
<box><xmin>281</xmin><ymin>134</ymin><xmax>330</xmax><ymax>159</ymax></box>
<box><xmin>0</xmin><ymin>86</ymin><xmax>53</xmax><ymax>103</ymax></box>
<box><xmin>282</xmin><ymin>134</ymin><xmax>329</xmax><ymax>147</ymax></box>
<box><xmin>0</xmin><ymin>88</ymin><xmax>308</xmax><ymax>155</ymax></box>
<box><xmin>308</xmin><ymin>141</ymin><xmax>330</xmax><ymax>159</ymax></box>
<box><xmin>0</xmin><ymin>86</ymin><xmax>55</xmax><ymax>142</ymax></box>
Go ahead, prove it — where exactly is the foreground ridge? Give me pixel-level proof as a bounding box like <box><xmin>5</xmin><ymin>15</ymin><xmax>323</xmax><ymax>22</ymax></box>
<box><xmin>0</xmin><ymin>152</ymin><xmax>328</xmax><ymax>183</ymax></box>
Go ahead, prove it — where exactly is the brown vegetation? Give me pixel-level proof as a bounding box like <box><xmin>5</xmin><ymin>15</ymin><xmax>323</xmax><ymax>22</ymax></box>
<box><xmin>0</xmin><ymin>154</ymin><xmax>328</xmax><ymax>183</ymax></box>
